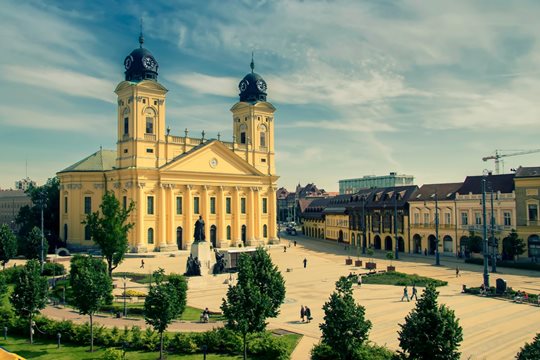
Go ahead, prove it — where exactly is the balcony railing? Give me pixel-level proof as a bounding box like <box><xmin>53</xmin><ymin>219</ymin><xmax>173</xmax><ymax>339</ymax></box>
<box><xmin>144</xmin><ymin>134</ymin><xmax>156</xmax><ymax>141</ymax></box>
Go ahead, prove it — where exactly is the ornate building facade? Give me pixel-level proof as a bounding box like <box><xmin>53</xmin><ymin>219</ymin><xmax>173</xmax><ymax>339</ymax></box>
<box><xmin>58</xmin><ymin>35</ymin><xmax>279</xmax><ymax>252</ymax></box>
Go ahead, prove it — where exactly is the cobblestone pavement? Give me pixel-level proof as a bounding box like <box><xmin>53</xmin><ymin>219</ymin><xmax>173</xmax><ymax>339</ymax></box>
<box><xmin>36</xmin><ymin>234</ymin><xmax>540</xmax><ymax>360</ymax></box>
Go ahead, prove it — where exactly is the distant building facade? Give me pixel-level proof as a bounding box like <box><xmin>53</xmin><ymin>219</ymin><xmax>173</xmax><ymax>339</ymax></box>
<box><xmin>15</xmin><ymin>177</ymin><xmax>36</xmax><ymax>191</ymax></box>
<box><xmin>339</xmin><ymin>172</ymin><xmax>414</xmax><ymax>194</ymax></box>
<box><xmin>276</xmin><ymin>183</ymin><xmax>328</xmax><ymax>224</ymax></box>
<box><xmin>0</xmin><ymin>190</ymin><xmax>32</xmax><ymax>231</ymax></box>
<box><xmin>514</xmin><ymin>166</ymin><xmax>540</xmax><ymax>260</ymax></box>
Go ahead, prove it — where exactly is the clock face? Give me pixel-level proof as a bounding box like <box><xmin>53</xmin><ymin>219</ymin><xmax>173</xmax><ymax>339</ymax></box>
<box><xmin>239</xmin><ymin>80</ymin><xmax>248</xmax><ymax>92</ymax></box>
<box><xmin>142</xmin><ymin>56</ymin><xmax>156</xmax><ymax>69</ymax></box>
<box><xmin>209</xmin><ymin>158</ymin><xmax>218</xmax><ymax>168</ymax></box>
<box><xmin>124</xmin><ymin>56</ymin><xmax>133</xmax><ymax>70</ymax></box>
<box><xmin>256</xmin><ymin>79</ymin><xmax>267</xmax><ymax>92</ymax></box>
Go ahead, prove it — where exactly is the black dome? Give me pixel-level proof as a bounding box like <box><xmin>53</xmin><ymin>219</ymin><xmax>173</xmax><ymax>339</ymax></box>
<box><xmin>238</xmin><ymin>58</ymin><xmax>267</xmax><ymax>102</ymax></box>
<box><xmin>123</xmin><ymin>34</ymin><xmax>159</xmax><ymax>82</ymax></box>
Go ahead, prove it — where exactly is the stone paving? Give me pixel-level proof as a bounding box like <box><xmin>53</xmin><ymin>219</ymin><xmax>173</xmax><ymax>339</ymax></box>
<box><xmin>39</xmin><ymin>234</ymin><xmax>540</xmax><ymax>360</ymax></box>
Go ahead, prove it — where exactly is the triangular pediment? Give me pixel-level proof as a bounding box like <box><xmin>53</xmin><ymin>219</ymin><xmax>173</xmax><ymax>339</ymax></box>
<box><xmin>160</xmin><ymin>140</ymin><xmax>265</xmax><ymax>177</ymax></box>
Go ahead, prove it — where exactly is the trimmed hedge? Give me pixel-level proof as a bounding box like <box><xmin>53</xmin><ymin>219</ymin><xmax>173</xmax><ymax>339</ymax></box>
<box><xmin>362</xmin><ymin>271</ymin><xmax>447</xmax><ymax>287</ymax></box>
<box><xmin>42</xmin><ymin>262</ymin><xmax>66</xmax><ymax>276</ymax></box>
<box><xmin>464</xmin><ymin>286</ymin><xmax>539</xmax><ymax>303</ymax></box>
<box><xmin>464</xmin><ymin>258</ymin><xmax>540</xmax><ymax>271</ymax></box>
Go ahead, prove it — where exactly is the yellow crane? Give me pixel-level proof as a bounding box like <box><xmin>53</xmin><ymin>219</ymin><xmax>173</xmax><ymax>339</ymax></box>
<box><xmin>482</xmin><ymin>149</ymin><xmax>540</xmax><ymax>174</ymax></box>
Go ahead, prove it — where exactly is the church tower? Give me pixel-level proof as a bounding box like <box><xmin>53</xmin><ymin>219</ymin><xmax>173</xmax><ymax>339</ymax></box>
<box><xmin>230</xmin><ymin>57</ymin><xmax>276</xmax><ymax>176</ymax></box>
<box><xmin>114</xmin><ymin>31</ymin><xmax>168</xmax><ymax>169</ymax></box>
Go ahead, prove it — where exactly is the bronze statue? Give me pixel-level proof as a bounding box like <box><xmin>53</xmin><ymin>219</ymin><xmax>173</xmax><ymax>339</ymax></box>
<box><xmin>194</xmin><ymin>216</ymin><xmax>206</xmax><ymax>242</ymax></box>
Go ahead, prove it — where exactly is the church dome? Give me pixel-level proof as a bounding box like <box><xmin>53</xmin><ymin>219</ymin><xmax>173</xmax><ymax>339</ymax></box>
<box><xmin>239</xmin><ymin>57</ymin><xmax>267</xmax><ymax>102</ymax></box>
<box><xmin>123</xmin><ymin>33</ymin><xmax>159</xmax><ymax>82</ymax></box>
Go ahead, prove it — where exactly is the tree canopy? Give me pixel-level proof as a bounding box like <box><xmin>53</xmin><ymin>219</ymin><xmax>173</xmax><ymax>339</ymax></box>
<box><xmin>15</xmin><ymin>177</ymin><xmax>60</xmax><ymax>249</ymax></box>
<box><xmin>517</xmin><ymin>333</ymin><xmax>540</xmax><ymax>360</ymax></box>
<box><xmin>318</xmin><ymin>276</ymin><xmax>372</xmax><ymax>360</ymax></box>
<box><xmin>502</xmin><ymin>229</ymin><xmax>525</xmax><ymax>262</ymax></box>
<box><xmin>70</xmin><ymin>255</ymin><xmax>113</xmax><ymax>352</ymax></box>
<box><xmin>221</xmin><ymin>247</ymin><xmax>285</xmax><ymax>359</ymax></box>
<box><xmin>144</xmin><ymin>269</ymin><xmax>188</xmax><ymax>359</ymax></box>
<box><xmin>9</xmin><ymin>259</ymin><xmax>49</xmax><ymax>344</ymax></box>
<box><xmin>398</xmin><ymin>283</ymin><xmax>463</xmax><ymax>360</ymax></box>
<box><xmin>83</xmin><ymin>191</ymin><xmax>134</xmax><ymax>277</ymax></box>
<box><xmin>0</xmin><ymin>224</ymin><xmax>17</xmax><ymax>269</ymax></box>
<box><xmin>21</xmin><ymin>226</ymin><xmax>48</xmax><ymax>263</ymax></box>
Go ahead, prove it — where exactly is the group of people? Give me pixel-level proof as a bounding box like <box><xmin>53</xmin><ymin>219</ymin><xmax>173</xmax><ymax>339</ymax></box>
<box><xmin>300</xmin><ymin>305</ymin><xmax>312</xmax><ymax>323</ymax></box>
<box><xmin>401</xmin><ymin>285</ymin><xmax>418</xmax><ymax>302</ymax></box>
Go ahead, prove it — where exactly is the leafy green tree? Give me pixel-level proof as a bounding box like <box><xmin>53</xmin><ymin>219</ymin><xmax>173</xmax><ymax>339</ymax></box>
<box><xmin>221</xmin><ymin>247</ymin><xmax>286</xmax><ymax>360</ymax></box>
<box><xmin>398</xmin><ymin>283</ymin><xmax>463</xmax><ymax>360</ymax></box>
<box><xmin>503</xmin><ymin>229</ymin><xmax>526</xmax><ymax>262</ymax></box>
<box><xmin>0</xmin><ymin>273</ymin><xmax>7</xmax><ymax>299</ymax></box>
<box><xmin>0</xmin><ymin>224</ymin><xmax>17</xmax><ymax>269</ymax></box>
<box><xmin>15</xmin><ymin>177</ymin><xmax>60</xmax><ymax>249</ymax></box>
<box><xmin>467</xmin><ymin>231</ymin><xmax>483</xmax><ymax>253</ymax></box>
<box><xmin>144</xmin><ymin>269</ymin><xmax>188</xmax><ymax>359</ymax></box>
<box><xmin>21</xmin><ymin>226</ymin><xmax>48</xmax><ymax>264</ymax></box>
<box><xmin>9</xmin><ymin>259</ymin><xmax>49</xmax><ymax>344</ymax></box>
<box><xmin>70</xmin><ymin>255</ymin><xmax>113</xmax><ymax>352</ymax></box>
<box><xmin>83</xmin><ymin>191</ymin><xmax>134</xmax><ymax>277</ymax></box>
<box><xmin>517</xmin><ymin>333</ymin><xmax>540</xmax><ymax>360</ymax></box>
<box><xmin>318</xmin><ymin>276</ymin><xmax>372</xmax><ymax>360</ymax></box>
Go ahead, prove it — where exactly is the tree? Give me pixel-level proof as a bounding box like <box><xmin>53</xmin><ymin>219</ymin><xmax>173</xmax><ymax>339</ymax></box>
<box><xmin>9</xmin><ymin>259</ymin><xmax>49</xmax><ymax>344</ymax></box>
<box><xmin>21</xmin><ymin>226</ymin><xmax>48</xmax><ymax>263</ymax></box>
<box><xmin>15</xmin><ymin>177</ymin><xmax>60</xmax><ymax>249</ymax></box>
<box><xmin>83</xmin><ymin>191</ymin><xmax>134</xmax><ymax>277</ymax></box>
<box><xmin>144</xmin><ymin>269</ymin><xmax>188</xmax><ymax>359</ymax></box>
<box><xmin>467</xmin><ymin>231</ymin><xmax>483</xmax><ymax>253</ymax></box>
<box><xmin>516</xmin><ymin>333</ymin><xmax>540</xmax><ymax>360</ymax></box>
<box><xmin>0</xmin><ymin>273</ymin><xmax>7</xmax><ymax>299</ymax></box>
<box><xmin>503</xmin><ymin>229</ymin><xmax>525</xmax><ymax>262</ymax></box>
<box><xmin>317</xmin><ymin>276</ymin><xmax>372</xmax><ymax>360</ymax></box>
<box><xmin>221</xmin><ymin>247</ymin><xmax>285</xmax><ymax>360</ymax></box>
<box><xmin>70</xmin><ymin>255</ymin><xmax>113</xmax><ymax>352</ymax></box>
<box><xmin>398</xmin><ymin>283</ymin><xmax>463</xmax><ymax>360</ymax></box>
<box><xmin>0</xmin><ymin>224</ymin><xmax>17</xmax><ymax>269</ymax></box>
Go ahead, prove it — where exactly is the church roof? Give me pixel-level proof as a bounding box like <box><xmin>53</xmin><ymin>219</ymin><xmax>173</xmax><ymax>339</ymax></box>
<box><xmin>58</xmin><ymin>149</ymin><xmax>116</xmax><ymax>173</ymax></box>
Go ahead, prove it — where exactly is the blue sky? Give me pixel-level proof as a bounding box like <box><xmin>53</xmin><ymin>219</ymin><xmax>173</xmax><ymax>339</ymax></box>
<box><xmin>1</xmin><ymin>0</ymin><xmax>539</xmax><ymax>192</ymax></box>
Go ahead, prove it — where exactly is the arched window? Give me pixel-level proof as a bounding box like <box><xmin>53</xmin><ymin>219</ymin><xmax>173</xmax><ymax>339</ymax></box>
<box><xmin>148</xmin><ymin>228</ymin><xmax>154</xmax><ymax>244</ymax></box>
<box><xmin>145</xmin><ymin>108</ymin><xmax>156</xmax><ymax>134</ymax></box>
<box><xmin>263</xmin><ymin>224</ymin><xmax>268</xmax><ymax>238</ymax></box>
<box><xmin>259</xmin><ymin>124</ymin><xmax>267</xmax><ymax>147</ymax></box>
<box><xmin>226</xmin><ymin>225</ymin><xmax>231</xmax><ymax>240</ymax></box>
<box><xmin>239</xmin><ymin>124</ymin><xmax>247</xmax><ymax>144</ymax></box>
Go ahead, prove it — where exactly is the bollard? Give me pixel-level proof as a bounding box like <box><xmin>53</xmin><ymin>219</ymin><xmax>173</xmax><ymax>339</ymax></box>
<box><xmin>3</xmin><ymin>326</ymin><xmax>7</xmax><ymax>340</ymax></box>
<box><xmin>202</xmin><ymin>344</ymin><xmax>208</xmax><ymax>360</ymax></box>
<box><xmin>57</xmin><ymin>332</ymin><xmax>61</xmax><ymax>348</ymax></box>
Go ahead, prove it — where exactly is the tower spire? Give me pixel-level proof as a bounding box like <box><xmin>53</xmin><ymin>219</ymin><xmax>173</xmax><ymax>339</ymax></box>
<box><xmin>138</xmin><ymin>18</ymin><xmax>144</xmax><ymax>48</ymax></box>
<box><xmin>250</xmin><ymin>51</ymin><xmax>255</xmax><ymax>73</ymax></box>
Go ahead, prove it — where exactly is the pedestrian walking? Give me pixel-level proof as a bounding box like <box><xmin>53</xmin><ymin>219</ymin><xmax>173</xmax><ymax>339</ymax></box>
<box><xmin>456</xmin><ymin>266</ymin><xmax>460</xmax><ymax>277</ymax></box>
<box><xmin>401</xmin><ymin>286</ymin><xmax>410</xmax><ymax>302</ymax></box>
<box><xmin>300</xmin><ymin>305</ymin><xmax>305</xmax><ymax>322</ymax></box>
<box><xmin>305</xmin><ymin>306</ymin><xmax>312</xmax><ymax>323</ymax></box>
<box><xmin>411</xmin><ymin>285</ymin><xmax>418</xmax><ymax>300</ymax></box>
<box><xmin>357</xmin><ymin>275</ymin><xmax>362</xmax><ymax>287</ymax></box>
<box><xmin>294</xmin><ymin>240</ymin><xmax>297</xmax><ymax>247</ymax></box>
<box><xmin>303</xmin><ymin>258</ymin><xmax>307</xmax><ymax>268</ymax></box>
<box><xmin>284</xmin><ymin>246</ymin><xmax>287</xmax><ymax>253</ymax></box>
<box><xmin>424</xmin><ymin>248</ymin><xmax>428</xmax><ymax>256</ymax></box>
<box><xmin>140</xmin><ymin>259</ymin><xmax>145</xmax><ymax>269</ymax></box>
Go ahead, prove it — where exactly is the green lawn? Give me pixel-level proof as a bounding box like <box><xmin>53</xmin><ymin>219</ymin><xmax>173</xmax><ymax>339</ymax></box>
<box><xmin>1</xmin><ymin>337</ymin><xmax>242</xmax><ymax>359</ymax></box>
<box><xmin>362</xmin><ymin>271</ymin><xmax>448</xmax><ymax>287</ymax></box>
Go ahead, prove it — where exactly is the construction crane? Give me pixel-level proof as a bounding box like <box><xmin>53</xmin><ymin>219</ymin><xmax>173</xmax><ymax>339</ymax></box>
<box><xmin>482</xmin><ymin>149</ymin><xmax>540</xmax><ymax>174</ymax></box>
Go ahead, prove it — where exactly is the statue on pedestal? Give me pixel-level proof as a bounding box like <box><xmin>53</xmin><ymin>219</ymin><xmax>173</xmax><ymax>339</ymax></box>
<box><xmin>194</xmin><ymin>216</ymin><xmax>206</xmax><ymax>242</ymax></box>
<box><xmin>212</xmin><ymin>249</ymin><xmax>226</xmax><ymax>274</ymax></box>
<box><xmin>185</xmin><ymin>254</ymin><xmax>201</xmax><ymax>276</ymax></box>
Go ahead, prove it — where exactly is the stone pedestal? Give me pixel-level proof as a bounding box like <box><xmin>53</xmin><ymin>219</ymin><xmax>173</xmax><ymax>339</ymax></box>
<box><xmin>190</xmin><ymin>241</ymin><xmax>215</xmax><ymax>275</ymax></box>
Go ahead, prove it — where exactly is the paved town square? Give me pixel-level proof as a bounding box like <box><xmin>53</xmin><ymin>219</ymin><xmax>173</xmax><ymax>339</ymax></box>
<box><xmin>38</xmin><ymin>233</ymin><xmax>540</xmax><ymax>360</ymax></box>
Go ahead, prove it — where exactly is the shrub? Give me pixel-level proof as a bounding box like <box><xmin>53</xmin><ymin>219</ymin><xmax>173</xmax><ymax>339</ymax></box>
<box><xmin>311</xmin><ymin>343</ymin><xmax>337</xmax><ymax>360</ymax></box>
<box><xmin>42</xmin><ymin>262</ymin><xmax>66</xmax><ymax>276</ymax></box>
<box><xmin>216</xmin><ymin>328</ymin><xmax>243</xmax><ymax>354</ymax></box>
<box><xmin>352</xmin><ymin>343</ymin><xmax>395</xmax><ymax>360</ymax></box>
<box><xmin>125</xmin><ymin>289</ymin><xmax>146</xmax><ymax>297</ymax></box>
<box><xmin>0</xmin><ymin>266</ymin><xmax>24</xmax><ymax>284</ymax></box>
<box><xmin>169</xmin><ymin>333</ymin><xmax>198</xmax><ymax>354</ymax></box>
<box><xmin>142</xmin><ymin>327</ymin><xmax>159</xmax><ymax>351</ymax></box>
<box><xmin>102</xmin><ymin>348</ymin><xmax>123</xmax><ymax>360</ymax></box>
<box><xmin>517</xmin><ymin>333</ymin><xmax>540</xmax><ymax>360</ymax></box>
<box><xmin>130</xmin><ymin>326</ymin><xmax>143</xmax><ymax>349</ymax></box>
<box><xmin>247</xmin><ymin>332</ymin><xmax>288</xmax><ymax>360</ymax></box>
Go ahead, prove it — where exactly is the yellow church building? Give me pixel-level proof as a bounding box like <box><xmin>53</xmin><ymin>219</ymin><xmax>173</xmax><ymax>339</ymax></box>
<box><xmin>57</xmin><ymin>34</ymin><xmax>279</xmax><ymax>252</ymax></box>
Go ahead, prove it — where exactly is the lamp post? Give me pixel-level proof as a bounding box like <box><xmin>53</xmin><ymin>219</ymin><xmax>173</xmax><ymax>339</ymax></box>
<box><xmin>123</xmin><ymin>276</ymin><xmax>127</xmax><ymax>317</ymax></box>
<box><xmin>490</xmin><ymin>189</ymin><xmax>497</xmax><ymax>273</ymax></box>
<box><xmin>394</xmin><ymin>190</ymin><xmax>399</xmax><ymax>260</ymax></box>
<box><xmin>361</xmin><ymin>195</ymin><xmax>366</xmax><ymax>255</ymax></box>
<box><xmin>36</xmin><ymin>190</ymin><xmax>46</xmax><ymax>273</ymax></box>
<box><xmin>481</xmin><ymin>175</ymin><xmax>490</xmax><ymax>288</ymax></box>
<box><xmin>435</xmin><ymin>194</ymin><xmax>440</xmax><ymax>266</ymax></box>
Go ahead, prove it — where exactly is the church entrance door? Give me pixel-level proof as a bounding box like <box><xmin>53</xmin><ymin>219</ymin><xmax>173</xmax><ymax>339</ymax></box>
<box><xmin>210</xmin><ymin>225</ymin><xmax>217</xmax><ymax>248</ymax></box>
<box><xmin>176</xmin><ymin>227</ymin><xmax>183</xmax><ymax>250</ymax></box>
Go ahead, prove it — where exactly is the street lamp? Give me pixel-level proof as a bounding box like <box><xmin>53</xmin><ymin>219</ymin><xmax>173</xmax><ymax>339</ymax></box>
<box><xmin>394</xmin><ymin>189</ymin><xmax>399</xmax><ymax>260</ymax></box>
<box><xmin>36</xmin><ymin>189</ymin><xmax>47</xmax><ymax>273</ymax></box>
<box><xmin>490</xmin><ymin>188</ymin><xmax>497</xmax><ymax>273</ymax></box>
<box><xmin>123</xmin><ymin>276</ymin><xmax>127</xmax><ymax>317</ymax></box>
<box><xmin>481</xmin><ymin>173</ymin><xmax>490</xmax><ymax>288</ymax></box>
<box><xmin>361</xmin><ymin>195</ymin><xmax>366</xmax><ymax>255</ymax></box>
<box><xmin>434</xmin><ymin>194</ymin><xmax>440</xmax><ymax>266</ymax></box>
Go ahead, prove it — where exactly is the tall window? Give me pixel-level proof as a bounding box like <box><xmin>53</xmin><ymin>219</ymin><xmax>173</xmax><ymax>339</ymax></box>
<box><xmin>226</xmin><ymin>197</ymin><xmax>231</xmax><ymax>214</ymax></box>
<box><xmin>461</xmin><ymin>212</ymin><xmax>468</xmax><ymax>225</ymax></box>
<box><xmin>423</xmin><ymin>213</ymin><xmax>429</xmax><ymax>225</ymax></box>
<box><xmin>148</xmin><ymin>228</ymin><xmax>154</xmax><ymax>244</ymax></box>
<box><xmin>262</xmin><ymin>198</ymin><xmax>268</xmax><ymax>214</ymax></box>
<box><xmin>194</xmin><ymin>196</ymin><xmax>200</xmax><ymax>214</ymax></box>
<box><xmin>146</xmin><ymin>117</ymin><xmax>154</xmax><ymax>134</ymax></box>
<box><xmin>413</xmin><ymin>213</ymin><xmax>419</xmax><ymax>225</ymax></box>
<box><xmin>504</xmin><ymin>211</ymin><xmax>511</xmax><ymax>226</ymax></box>
<box><xmin>147</xmin><ymin>196</ymin><xmax>154</xmax><ymax>215</ymax></box>
<box><xmin>176</xmin><ymin>196</ymin><xmax>182</xmax><ymax>215</ymax></box>
<box><xmin>263</xmin><ymin>224</ymin><xmax>268</xmax><ymax>238</ymax></box>
<box><xmin>64</xmin><ymin>196</ymin><xmax>68</xmax><ymax>214</ymax></box>
<box><xmin>259</xmin><ymin>125</ymin><xmax>267</xmax><ymax>147</ymax></box>
<box><xmin>84</xmin><ymin>196</ymin><xmax>92</xmax><ymax>214</ymax></box>
<box><xmin>123</xmin><ymin>117</ymin><xmax>129</xmax><ymax>135</ymax></box>
<box><xmin>444</xmin><ymin>213</ymin><xmax>451</xmax><ymax>225</ymax></box>
<box><xmin>241</xmin><ymin>198</ymin><xmax>246</xmax><ymax>214</ymax></box>
<box><xmin>475</xmin><ymin>212</ymin><xmax>482</xmax><ymax>225</ymax></box>
<box><xmin>84</xmin><ymin>225</ymin><xmax>91</xmax><ymax>241</ymax></box>
<box><xmin>529</xmin><ymin>204</ymin><xmax>538</xmax><ymax>221</ymax></box>
<box><xmin>240</xmin><ymin>132</ymin><xmax>246</xmax><ymax>144</ymax></box>
<box><xmin>210</xmin><ymin>197</ymin><xmax>216</xmax><ymax>214</ymax></box>
<box><xmin>226</xmin><ymin>225</ymin><xmax>231</xmax><ymax>240</ymax></box>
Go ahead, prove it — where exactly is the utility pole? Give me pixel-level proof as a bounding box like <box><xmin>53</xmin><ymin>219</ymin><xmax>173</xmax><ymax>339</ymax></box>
<box><xmin>482</xmin><ymin>176</ymin><xmax>490</xmax><ymax>288</ymax></box>
<box><xmin>361</xmin><ymin>196</ymin><xmax>366</xmax><ymax>255</ymax></box>
<box><xmin>435</xmin><ymin>194</ymin><xmax>440</xmax><ymax>266</ymax></box>
<box><xmin>490</xmin><ymin>190</ymin><xmax>497</xmax><ymax>273</ymax></box>
<box><xmin>394</xmin><ymin>189</ymin><xmax>399</xmax><ymax>260</ymax></box>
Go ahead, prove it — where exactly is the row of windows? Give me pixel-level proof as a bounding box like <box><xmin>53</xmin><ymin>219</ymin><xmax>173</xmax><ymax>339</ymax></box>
<box><xmin>326</xmin><ymin>218</ymin><xmax>348</xmax><ymax>227</ymax></box>
<box><xmin>148</xmin><ymin>196</ymin><xmax>267</xmax><ymax>216</ymax></box>
<box><xmin>413</xmin><ymin>211</ymin><xmax>514</xmax><ymax>227</ymax></box>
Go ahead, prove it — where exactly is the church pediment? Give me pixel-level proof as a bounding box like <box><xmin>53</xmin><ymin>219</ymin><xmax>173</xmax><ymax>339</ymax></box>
<box><xmin>160</xmin><ymin>140</ymin><xmax>265</xmax><ymax>177</ymax></box>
